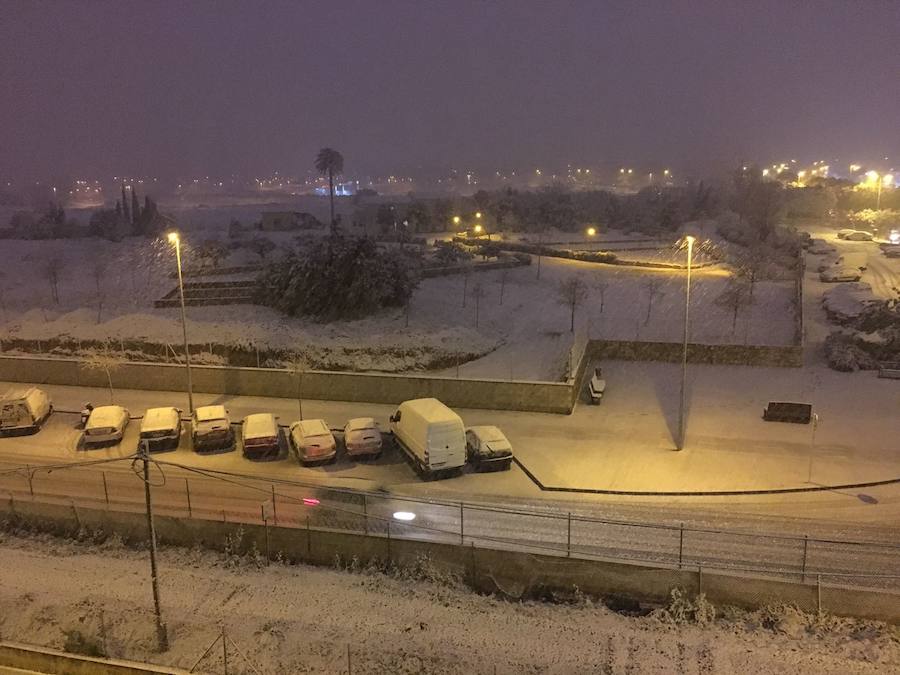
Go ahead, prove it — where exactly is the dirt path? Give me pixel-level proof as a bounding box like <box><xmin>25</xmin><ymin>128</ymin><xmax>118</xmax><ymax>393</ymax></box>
<box><xmin>0</xmin><ymin>533</ymin><xmax>896</xmax><ymax>674</ymax></box>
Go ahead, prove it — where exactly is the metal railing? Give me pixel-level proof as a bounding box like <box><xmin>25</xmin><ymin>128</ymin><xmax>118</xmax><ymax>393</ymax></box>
<box><xmin>1</xmin><ymin>457</ymin><xmax>898</xmax><ymax>590</ymax></box>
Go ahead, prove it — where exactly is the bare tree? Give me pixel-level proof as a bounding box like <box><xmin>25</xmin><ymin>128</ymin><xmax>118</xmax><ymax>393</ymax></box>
<box><xmin>461</xmin><ymin>269</ymin><xmax>470</xmax><ymax>308</ymax></box>
<box><xmin>471</xmin><ymin>282</ymin><xmax>486</xmax><ymax>327</ymax></box>
<box><xmin>42</xmin><ymin>254</ymin><xmax>66</xmax><ymax>304</ymax></box>
<box><xmin>80</xmin><ymin>350</ymin><xmax>125</xmax><ymax>403</ymax></box>
<box><xmin>283</xmin><ymin>357</ymin><xmax>308</xmax><ymax>420</ymax></box>
<box><xmin>642</xmin><ymin>277</ymin><xmax>664</xmax><ymax>325</ymax></box>
<box><xmin>91</xmin><ymin>258</ymin><xmax>107</xmax><ymax>323</ymax></box>
<box><xmin>739</xmin><ymin>243</ymin><xmax>767</xmax><ymax>301</ymax></box>
<box><xmin>557</xmin><ymin>274</ymin><xmax>589</xmax><ymax>333</ymax></box>
<box><xmin>593</xmin><ymin>278</ymin><xmax>609</xmax><ymax>313</ymax></box>
<box><xmin>715</xmin><ymin>277</ymin><xmax>754</xmax><ymax>335</ymax></box>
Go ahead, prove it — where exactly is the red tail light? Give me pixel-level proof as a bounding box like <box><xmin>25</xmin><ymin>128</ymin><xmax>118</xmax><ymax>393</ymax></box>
<box><xmin>303</xmin><ymin>498</ymin><xmax>320</xmax><ymax>506</ymax></box>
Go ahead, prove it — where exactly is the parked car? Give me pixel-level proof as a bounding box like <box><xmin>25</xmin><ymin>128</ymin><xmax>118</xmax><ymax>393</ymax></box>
<box><xmin>139</xmin><ymin>406</ymin><xmax>182</xmax><ymax>452</ymax></box>
<box><xmin>807</xmin><ymin>238</ymin><xmax>835</xmax><ymax>255</ymax></box>
<box><xmin>844</xmin><ymin>230</ymin><xmax>874</xmax><ymax>241</ymax></box>
<box><xmin>191</xmin><ymin>405</ymin><xmax>235</xmax><ymax>453</ymax></box>
<box><xmin>342</xmin><ymin>417</ymin><xmax>382</xmax><ymax>459</ymax></box>
<box><xmin>390</xmin><ymin>398</ymin><xmax>466</xmax><ymax>479</ymax></box>
<box><xmin>465</xmin><ymin>425</ymin><xmax>513</xmax><ymax>471</ymax></box>
<box><xmin>241</xmin><ymin>413</ymin><xmax>280</xmax><ymax>460</ymax></box>
<box><xmin>83</xmin><ymin>405</ymin><xmax>130</xmax><ymax>447</ymax></box>
<box><xmin>820</xmin><ymin>267</ymin><xmax>862</xmax><ymax>282</ymax></box>
<box><xmin>881</xmin><ymin>244</ymin><xmax>900</xmax><ymax>258</ymax></box>
<box><xmin>816</xmin><ymin>254</ymin><xmax>840</xmax><ymax>272</ymax></box>
<box><xmin>289</xmin><ymin>418</ymin><xmax>337</xmax><ymax>464</ymax></box>
<box><xmin>836</xmin><ymin>228</ymin><xmax>857</xmax><ymax>239</ymax></box>
<box><xmin>0</xmin><ymin>386</ymin><xmax>52</xmax><ymax>436</ymax></box>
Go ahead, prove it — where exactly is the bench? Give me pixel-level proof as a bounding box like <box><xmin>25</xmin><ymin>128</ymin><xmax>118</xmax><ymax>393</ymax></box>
<box><xmin>763</xmin><ymin>402</ymin><xmax>813</xmax><ymax>424</ymax></box>
<box><xmin>878</xmin><ymin>362</ymin><xmax>900</xmax><ymax>379</ymax></box>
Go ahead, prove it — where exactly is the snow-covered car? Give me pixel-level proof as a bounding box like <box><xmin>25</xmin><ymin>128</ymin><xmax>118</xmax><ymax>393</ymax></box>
<box><xmin>844</xmin><ymin>230</ymin><xmax>874</xmax><ymax>241</ymax></box>
<box><xmin>342</xmin><ymin>417</ymin><xmax>382</xmax><ymax>459</ymax></box>
<box><xmin>241</xmin><ymin>413</ymin><xmax>281</xmax><ymax>460</ymax></box>
<box><xmin>836</xmin><ymin>229</ymin><xmax>856</xmax><ymax>239</ymax></box>
<box><xmin>83</xmin><ymin>405</ymin><xmax>130</xmax><ymax>447</ymax></box>
<box><xmin>816</xmin><ymin>255</ymin><xmax>841</xmax><ymax>272</ymax></box>
<box><xmin>819</xmin><ymin>267</ymin><xmax>862</xmax><ymax>282</ymax></box>
<box><xmin>806</xmin><ymin>238</ymin><xmax>835</xmax><ymax>255</ymax></box>
<box><xmin>289</xmin><ymin>418</ymin><xmax>336</xmax><ymax>464</ymax></box>
<box><xmin>880</xmin><ymin>244</ymin><xmax>900</xmax><ymax>258</ymax></box>
<box><xmin>0</xmin><ymin>386</ymin><xmax>52</xmax><ymax>436</ymax></box>
<box><xmin>465</xmin><ymin>425</ymin><xmax>513</xmax><ymax>471</ymax></box>
<box><xmin>139</xmin><ymin>406</ymin><xmax>182</xmax><ymax>452</ymax></box>
<box><xmin>191</xmin><ymin>405</ymin><xmax>235</xmax><ymax>454</ymax></box>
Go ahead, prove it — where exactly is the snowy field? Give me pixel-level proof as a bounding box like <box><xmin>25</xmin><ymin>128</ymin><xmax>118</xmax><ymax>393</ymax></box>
<box><xmin>0</xmin><ymin>532</ymin><xmax>896</xmax><ymax>674</ymax></box>
<box><xmin>0</xmin><ymin>233</ymin><xmax>796</xmax><ymax>381</ymax></box>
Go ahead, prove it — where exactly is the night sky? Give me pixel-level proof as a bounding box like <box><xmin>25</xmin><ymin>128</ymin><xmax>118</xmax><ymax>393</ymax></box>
<box><xmin>2</xmin><ymin>0</ymin><xmax>898</xmax><ymax>180</ymax></box>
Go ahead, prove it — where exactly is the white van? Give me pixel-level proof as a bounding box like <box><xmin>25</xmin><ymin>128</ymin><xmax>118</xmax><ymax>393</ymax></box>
<box><xmin>389</xmin><ymin>398</ymin><xmax>466</xmax><ymax>479</ymax></box>
<box><xmin>0</xmin><ymin>387</ymin><xmax>52</xmax><ymax>435</ymax></box>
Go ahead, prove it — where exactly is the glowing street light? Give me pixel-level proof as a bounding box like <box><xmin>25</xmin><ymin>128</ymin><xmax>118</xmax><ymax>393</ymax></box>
<box><xmin>452</xmin><ymin>215</ymin><xmax>461</xmax><ymax>226</ymax></box>
<box><xmin>676</xmin><ymin>235</ymin><xmax>696</xmax><ymax>451</ymax></box>
<box><xmin>475</xmin><ymin>211</ymin><xmax>482</xmax><ymax>219</ymax></box>
<box><xmin>473</xmin><ymin>224</ymin><xmax>483</xmax><ymax>234</ymax></box>
<box><xmin>586</xmin><ymin>227</ymin><xmax>597</xmax><ymax>237</ymax></box>
<box><xmin>167</xmin><ymin>231</ymin><xmax>194</xmax><ymax>413</ymax></box>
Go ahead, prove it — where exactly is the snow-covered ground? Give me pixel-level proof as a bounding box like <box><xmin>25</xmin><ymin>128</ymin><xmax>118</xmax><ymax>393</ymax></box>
<box><xmin>0</xmin><ymin>532</ymin><xmax>896</xmax><ymax>674</ymax></box>
<box><xmin>0</xmin><ymin>234</ymin><xmax>796</xmax><ymax>381</ymax></box>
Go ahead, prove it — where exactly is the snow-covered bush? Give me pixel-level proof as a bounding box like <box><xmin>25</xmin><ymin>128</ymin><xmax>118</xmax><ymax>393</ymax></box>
<box><xmin>258</xmin><ymin>232</ymin><xmax>421</xmax><ymax>321</ymax></box>
<box><xmin>823</xmin><ymin>332</ymin><xmax>879</xmax><ymax>372</ymax></box>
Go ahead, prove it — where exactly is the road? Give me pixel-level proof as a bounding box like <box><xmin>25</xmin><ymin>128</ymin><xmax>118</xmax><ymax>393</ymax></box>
<box><xmin>1</xmin><ymin>383</ymin><xmax>898</xmax><ymax>590</ymax></box>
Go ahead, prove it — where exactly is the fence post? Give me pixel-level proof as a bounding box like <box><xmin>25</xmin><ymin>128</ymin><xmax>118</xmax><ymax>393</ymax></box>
<box><xmin>347</xmin><ymin>644</ymin><xmax>352</xmax><ymax>675</ymax></box>
<box><xmin>185</xmin><ymin>478</ymin><xmax>192</xmax><ymax>518</ymax></box>
<box><xmin>102</xmin><ymin>472</ymin><xmax>109</xmax><ymax>507</ymax></box>
<box><xmin>363</xmin><ymin>494</ymin><xmax>368</xmax><ymax>535</ymax></box>
<box><xmin>816</xmin><ymin>574</ymin><xmax>822</xmax><ymax>614</ymax></box>
<box><xmin>306</xmin><ymin>515</ymin><xmax>311</xmax><ymax>557</ymax></box>
<box><xmin>801</xmin><ymin>535</ymin><xmax>809</xmax><ymax>582</ymax></box>
<box><xmin>262</xmin><ymin>508</ymin><xmax>270</xmax><ymax>566</ymax></box>
<box><xmin>566</xmin><ymin>512</ymin><xmax>571</xmax><ymax>557</ymax></box>
<box><xmin>679</xmin><ymin>523</ymin><xmax>684</xmax><ymax>568</ymax></box>
<box><xmin>470</xmin><ymin>541</ymin><xmax>476</xmax><ymax>586</ymax></box>
<box><xmin>271</xmin><ymin>484</ymin><xmax>277</xmax><ymax>525</ymax></box>
<box><xmin>222</xmin><ymin>625</ymin><xmax>228</xmax><ymax>675</ymax></box>
<box><xmin>387</xmin><ymin>519</ymin><xmax>392</xmax><ymax>563</ymax></box>
<box><xmin>26</xmin><ymin>465</ymin><xmax>33</xmax><ymax>498</ymax></box>
<box><xmin>460</xmin><ymin>502</ymin><xmax>464</xmax><ymax>545</ymax></box>
<box><xmin>698</xmin><ymin>563</ymin><xmax>703</xmax><ymax>596</ymax></box>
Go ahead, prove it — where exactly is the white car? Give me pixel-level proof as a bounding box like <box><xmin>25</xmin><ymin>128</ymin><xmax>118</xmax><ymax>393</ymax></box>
<box><xmin>807</xmin><ymin>238</ymin><xmax>835</xmax><ymax>255</ymax></box>
<box><xmin>343</xmin><ymin>417</ymin><xmax>382</xmax><ymax>459</ymax></box>
<box><xmin>83</xmin><ymin>405</ymin><xmax>130</xmax><ymax>447</ymax></box>
<box><xmin>241</xmin><ymin>413</ymin><xmax>281</xmax><ymax>460</ymax></box>
<box><xmin>836</xmin><ymin>229</ymin><xmax>856</xmax><ymax>239</ymax></box>
<box><xmin>819</xmin><ymin>267</ymin><xmax>862</xmax><ymax>283</ymax></box>
<box><xmin>191</xmin><ymin>405</ymin><xmax>235</xmax><ymax>453</ymax></box>
<box><xmin>139</xmin><ymin>407</ymin><xmax>182</xmax><ymax>452</ymax></box>
<box><xmin>289</xmin><ymin>418</ymin><xmax>336</xmax><ymax>464</ymax></box>
<box><xmin>883</xmin><ymin>246</ymin><xmax>900</xmax><ymax>259</ymax></box>
<box><xmin>843</xmin><ymin>230</ymin><xmax>874</xmax><ymax>241</ymax></box>
<box><xmin>465</xmin><ymin>425</ymin><xmax>514</xmax><ymax>472</ymax></box>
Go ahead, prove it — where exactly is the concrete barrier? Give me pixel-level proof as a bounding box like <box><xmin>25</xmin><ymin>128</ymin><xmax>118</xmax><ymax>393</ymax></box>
<box><xmin>4</xmin><ymin>499</ymin><xmax>898</xmax><ymax>625</ymax></box>
<box><xmin>0</xmin><ymin>641</ymin><xmax>188</xmax><ymax>674</ymax></box>
<box><xmin>0</xmin><ymin>354</ymin><xmax>575</xmax><ymax>414</ymax></box>
<box><xmin>587</xmin><ymin>339</ymin><xmax>803</xmax><ymax>368</ymax></box>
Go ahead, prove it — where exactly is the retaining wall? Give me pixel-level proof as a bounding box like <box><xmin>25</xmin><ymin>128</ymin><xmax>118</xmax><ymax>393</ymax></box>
<box><xmin>0</xmin><ymin>642</ymin><xmax>188</xmax><ymax>674</ymax></box>
<box><xmin>0</xmin><ymin>355</ymin><xmax>574</xmax><ymax>414</ymax></box>
<box><xmin>4</xmin><ymin>499</ymin><xmax>899</xmax><ymax>625</ymax></box>
<box><xmin>586</xmin><ymin>339</ymin><xmax>803</xmax><ymax>368</ymax></box>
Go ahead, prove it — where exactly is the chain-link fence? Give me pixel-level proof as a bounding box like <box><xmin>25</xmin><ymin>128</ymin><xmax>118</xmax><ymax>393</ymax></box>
<box><xmin>1</xmin><ymin>457</ymin><xmax>898</xmax><ymax>590</ymax></box>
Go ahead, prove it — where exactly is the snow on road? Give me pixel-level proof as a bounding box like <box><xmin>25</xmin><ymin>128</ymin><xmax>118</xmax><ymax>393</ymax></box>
<box><xmin>0</xmin><ymin>533</ymin><xmax>896</xmax><ymax>674</ymax></box>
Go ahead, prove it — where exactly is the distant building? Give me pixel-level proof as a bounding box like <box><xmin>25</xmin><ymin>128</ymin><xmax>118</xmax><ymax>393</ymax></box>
<box><xmin>260</xmin><ymin>211</ymin><xmax>323</xmax><ymax>231</ymax></box>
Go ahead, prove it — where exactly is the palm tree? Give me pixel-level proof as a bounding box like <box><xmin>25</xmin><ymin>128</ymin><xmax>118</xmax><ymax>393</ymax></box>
<box><xmin>315</xmin><ymin>148</ymin><xmax>344</xmax><ymax>227</ymax></box>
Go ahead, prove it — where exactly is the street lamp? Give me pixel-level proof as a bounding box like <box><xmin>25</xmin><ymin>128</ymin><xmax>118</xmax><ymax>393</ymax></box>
<box><xmin>877</xmin><ymin>174</ymin><xmax>893</xmax><ymax>210</ymax></box>
<box><xmin>676</xmin><ymin>235</ymin><xmax>696</xmax><ymax>451</ymax></box>
<box><xmin>167</xmin><ymin>232</ymin><xmax>194</xmax><ymax>413</ymax></box>
<box><xmin>475</xmin><ymin>211</ymin><xmax>482</xmax><ymax>219</ymax></box>
<box><xmin>473</xmin><ymin>223</ymin><xmax>483</xmax><ymax>234</ymax></box>
<box><xmin>586</xmin><ymin>226</ymin><xmax>596</xmax><ymax>237</ymax></box>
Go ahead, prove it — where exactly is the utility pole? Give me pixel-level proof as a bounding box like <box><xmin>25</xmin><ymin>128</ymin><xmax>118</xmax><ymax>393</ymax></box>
<box><xmin>141</xmin><ymin>441</ymin><xmax>168</xmax><ymax>651</ymax></box>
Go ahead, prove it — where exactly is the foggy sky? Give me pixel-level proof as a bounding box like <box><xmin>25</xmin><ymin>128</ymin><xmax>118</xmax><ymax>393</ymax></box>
<box><xmin>2</xmin><ymin>0</ymin><xmax>898</xmax><ymax>181</ymax></box>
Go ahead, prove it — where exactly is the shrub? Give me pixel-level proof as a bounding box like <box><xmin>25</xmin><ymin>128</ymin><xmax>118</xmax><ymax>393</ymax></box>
<box><xmin>258</xmin><ymin>232</ymin><xmax>421</xmax><ymax>321</ymax></box>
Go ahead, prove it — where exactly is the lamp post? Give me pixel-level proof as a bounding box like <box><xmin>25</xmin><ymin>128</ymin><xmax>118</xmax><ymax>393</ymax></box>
<box><xmin>676</xmin><ymin>235</ymin><xmax>695</xmax><ymax>451</ymax></box>
<box><xmin>167</xmin><ymin>232</ymin><xmax>194</xmax><ymax>413</ymax></box>
<box><xmin>877</xmin><ymin>174</ymin><xmax>893</xmax><ymax>210</ymax></box>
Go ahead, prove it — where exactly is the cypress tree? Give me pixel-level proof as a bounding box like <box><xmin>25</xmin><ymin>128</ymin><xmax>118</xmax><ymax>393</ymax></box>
<box><xmin>131</xmin><ymin>189</ymin><xmax>141</xmax><ymax>232</ymax></box>
<box><xmin>121</xmin><ymin>184</ymin><xmax>131</xmax><ymax>224</ymax></box>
